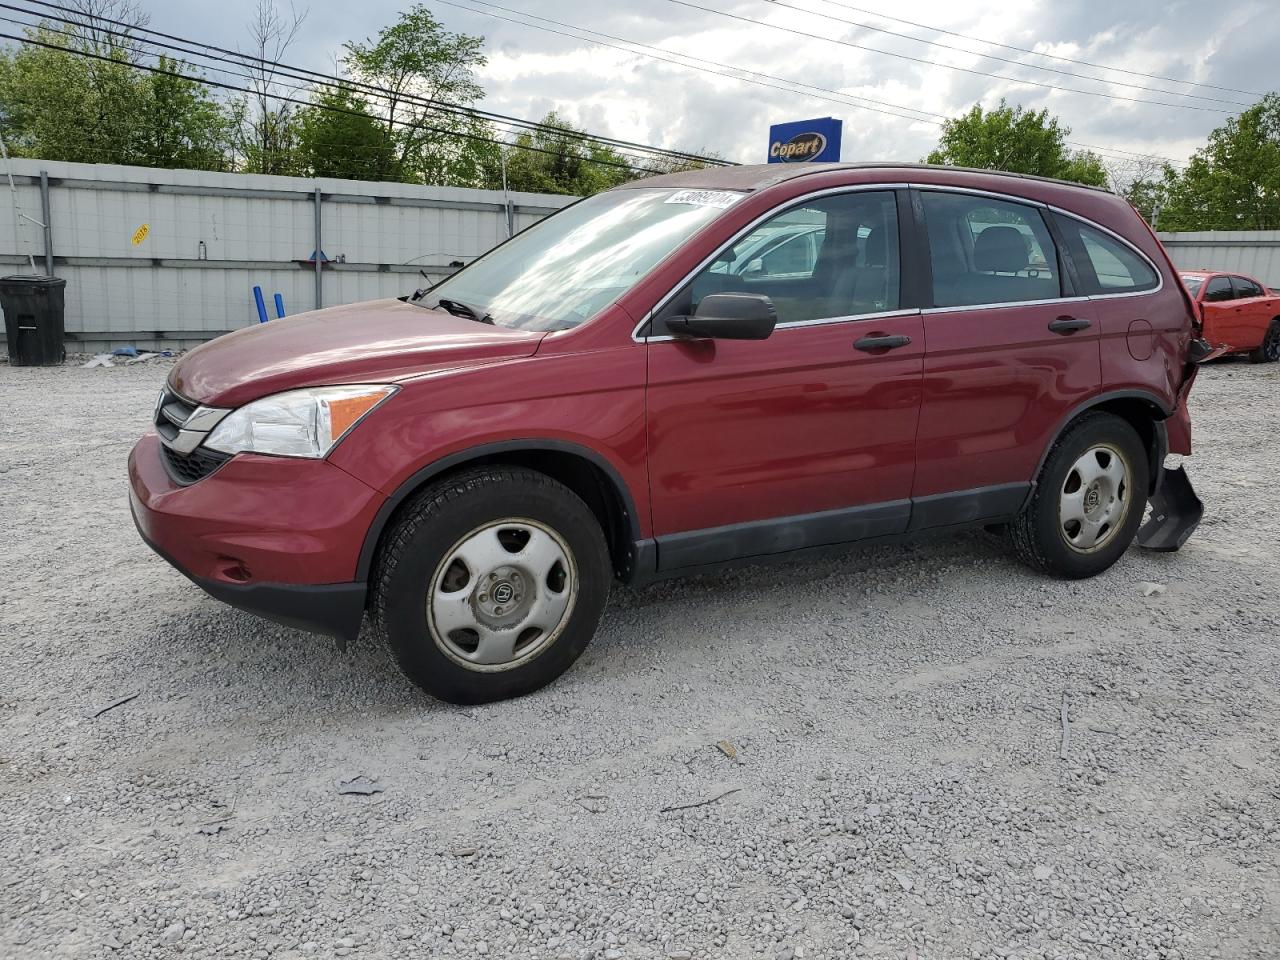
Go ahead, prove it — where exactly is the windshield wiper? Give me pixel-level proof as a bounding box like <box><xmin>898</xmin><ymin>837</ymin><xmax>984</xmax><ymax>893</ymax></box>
<box><xmin>433</xmin><ymin>297</ymin><xmax>494</xmax><ymax>324</ymax></box>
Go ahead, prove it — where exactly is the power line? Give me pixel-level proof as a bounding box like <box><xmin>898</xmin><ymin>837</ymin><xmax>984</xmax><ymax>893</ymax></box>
<box><xmin>799</xmin><ymin>0</ymin><xmax>1265</xmax><ymax>98</ymax></box>
<box><xmin>0</xmin><ymin>15</ymin><xmax>460</xmax><ymax>176</ymax></box>
<box><xmin>436</xmin><ymin>0</ymin><xmax>942</xmax><ymax>127</ymax></box>
<box><xmin>0</xmin><ymin>9</ymin><xmax>690</xmax><ymax>174</ymax></box>
<box><xmin>11</xmin><ymin>0</ymin><xmax>726</xmax><ymax>168</ymax></box>
<box><xmin>660</xmin><ymin>0</ymin><xmax>1236</xmax><ymax>114</ymax></box>
<box><xmin>438</xmin><ymin>0</ymin><xmax>1186</xmax><ymax>170</ymax></box>
<box><xmin>4</xmin><ymin>1</ymin><xmax>1193</xmax><ymax>177</ymax></box>
<box><xmin>0</xmin><ymin>29</ymin><xmax>683</xmax><ymax>176</ymax></box>
<box><xmin>756</xmin><ymin>0</ymin><xmax>1251</xmax><ymax>108</ymax></box>
<box><xmin>9</xmin><ymin>0</ymin><xmax>730</xmax><ymax>169</ymax></box>
<box><xmin>0</xmin><ymin>15</ymin><xmax>626</xmax><ymax>171</ymax></box>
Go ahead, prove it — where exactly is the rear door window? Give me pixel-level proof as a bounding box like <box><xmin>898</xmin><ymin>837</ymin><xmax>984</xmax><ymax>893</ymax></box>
<box><xmin>920</xmin><ymin>192</ymin><xmax>1061</xmax><ymax>307</ymax></box>
<box><xmin>1232</xmin><ymin>276</ymin><xmax>1264</xmax><ymax>299</ymax></box>
<box><xmin>1058</xmin><ymin>218</ymin><xmax>1159</xmax><ymax>294</ymax></box>
<box><xmin>1204</xmin><ymin>276</ymin><xmax>1234</xmax><ymax>302</ymax></box>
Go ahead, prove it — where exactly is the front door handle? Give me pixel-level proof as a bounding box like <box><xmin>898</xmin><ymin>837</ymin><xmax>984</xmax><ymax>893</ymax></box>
<box><xmin>854</xmin><ymin>333</ymin><xmax>912</xmax><ymax>351</ymax></box>
<box><xmin>1048</xmin><ymin>316</ymin><xmax>1092</xmax><ymax>334</ymax></box>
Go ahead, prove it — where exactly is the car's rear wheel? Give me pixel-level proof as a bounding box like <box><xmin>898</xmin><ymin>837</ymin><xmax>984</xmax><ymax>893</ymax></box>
<box><xmin>1248</xmin><ymin>319</ymin><xmax>1280</xmax><ymax>363</ymax></box>
<box><xmin>371</xmin><ymin>466</ymin><xmax>611</xmax><ymax>704</ymax></box>
<box><xmin>1011</xmin><ymin>413</ymin><xmax>1149</xmax><ymax>579</ymax></box>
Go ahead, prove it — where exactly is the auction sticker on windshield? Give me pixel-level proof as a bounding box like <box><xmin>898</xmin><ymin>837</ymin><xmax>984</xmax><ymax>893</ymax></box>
<box><xmin>663</xmin><ymin>190</ymin><xmax>743</xmax><ymax>209</ymax></box>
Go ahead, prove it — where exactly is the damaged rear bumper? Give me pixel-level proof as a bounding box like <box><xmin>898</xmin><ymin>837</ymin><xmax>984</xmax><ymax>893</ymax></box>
<box><xmin>1137</xmin><ymin>465</ymin><xmax>1203</xmax><ymax>552</ymax></box>
<box><xmin>1136</xmin><ymin>339</ymin><xmax>1215</xmax><ymax>552</ymax></box>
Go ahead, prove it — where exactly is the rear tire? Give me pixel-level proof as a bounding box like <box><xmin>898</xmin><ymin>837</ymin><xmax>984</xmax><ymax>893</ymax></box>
<box><xmin>371</xmin><ymin>466</ymin><xmax>611</xmax><ymax>704</ymax></box>
<box><xmin>1248</xmin><ymin>319</ymin><xmax>1280</xmax><ymax>363</ymax></box>
<box><xmin>1011</xmin><ymin>413</ymin><xmax>1149</xmax><ymax>579</ymax></box>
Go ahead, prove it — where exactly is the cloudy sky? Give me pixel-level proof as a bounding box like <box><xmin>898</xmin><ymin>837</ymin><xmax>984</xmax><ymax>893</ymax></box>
<box><xmin>159</xmin><ymin>0</ymin><xmax>1274</xmax><ymax>175</ymax></box>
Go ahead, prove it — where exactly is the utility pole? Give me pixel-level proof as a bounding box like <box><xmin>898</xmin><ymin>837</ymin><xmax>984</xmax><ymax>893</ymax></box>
<box><xmin>500</xmin><ymin>141</ymin><xmax>514</xmax><ymax>239</ymax></box>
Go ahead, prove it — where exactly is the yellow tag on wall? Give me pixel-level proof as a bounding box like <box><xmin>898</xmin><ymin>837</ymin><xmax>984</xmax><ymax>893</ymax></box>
<box><xmin>132</xmin><ymin>223</ymin><xmax>150</xmax><ymax>246</ymax></box>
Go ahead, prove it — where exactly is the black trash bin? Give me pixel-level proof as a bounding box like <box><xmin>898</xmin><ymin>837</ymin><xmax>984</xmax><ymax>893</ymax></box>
<box><xmin>1</xmin><ymin>274</ymin><xmax>67</xmax><ymax>366</ymax></box>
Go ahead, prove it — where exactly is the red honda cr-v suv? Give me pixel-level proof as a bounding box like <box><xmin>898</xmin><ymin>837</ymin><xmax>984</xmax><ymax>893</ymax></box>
<box><xmin>129</xmin><ymin>163</ymin><xmax>1210</xmax><ymax>703</ymax></box>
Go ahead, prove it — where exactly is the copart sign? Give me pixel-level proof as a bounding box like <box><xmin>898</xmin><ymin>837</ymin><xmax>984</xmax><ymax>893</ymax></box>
<box><xmin>770</xmin><ymin>133</ymin><xmax>827</xmax><ymax>162</ymax></box>
<box><xmin>766</xmin><ymin>116</ymin><xmax>843</xmax><ymax>164</ymax></box>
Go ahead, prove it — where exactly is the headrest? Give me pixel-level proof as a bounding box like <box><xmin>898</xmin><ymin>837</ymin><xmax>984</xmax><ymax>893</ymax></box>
<box><xmin>974</xmin><ymin>226</ymin><xmax>1029</xmax><ymax>273</ymax></box>
<box><xmin>863</xmin><ymin>226</ymin><xmax>886</xmax><ymax>267</ymax></box>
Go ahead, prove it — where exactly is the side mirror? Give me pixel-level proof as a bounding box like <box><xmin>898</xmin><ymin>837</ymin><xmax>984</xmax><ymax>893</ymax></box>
<box><xmin>666</xmin><ymin>293</ymin><xmax>777</xmax><ymax>340</ymax></box>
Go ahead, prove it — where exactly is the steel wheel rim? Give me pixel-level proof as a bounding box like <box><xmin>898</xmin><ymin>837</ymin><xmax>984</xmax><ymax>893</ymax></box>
<box><xmin>1059</xmin><ymin>443</ymin><xmax>1131</xmax><ymax>554</ymax></box>
<box><xmin>427</xmin><ymin>518</ymin><xmax>578</xmax><ymax>672</ymax></box>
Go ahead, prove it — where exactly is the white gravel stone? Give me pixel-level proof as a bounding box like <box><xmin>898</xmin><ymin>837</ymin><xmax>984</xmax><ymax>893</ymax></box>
<box><xmin>1</xmin><ymin>358</ymin><xmax>1277</xmax><ymax>959</ymax></box>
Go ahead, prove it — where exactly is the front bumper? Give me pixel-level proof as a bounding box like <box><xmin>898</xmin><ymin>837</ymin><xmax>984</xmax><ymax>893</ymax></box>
<box><xmin>128</xmin><ymin>432</ymin><xmax>383</xmax><ymax>644</ymax></box>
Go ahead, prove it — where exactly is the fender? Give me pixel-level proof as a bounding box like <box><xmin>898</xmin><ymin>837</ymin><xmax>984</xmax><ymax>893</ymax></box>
<box><xmin>354</xmin><ymin>439</ymin><xmax>644</xmax><ymax>583</ymax></box>
<box><xmin>1032</xmin><ymin>389</ymin><xmax>1173</xmax><ymax>495</ymax></box>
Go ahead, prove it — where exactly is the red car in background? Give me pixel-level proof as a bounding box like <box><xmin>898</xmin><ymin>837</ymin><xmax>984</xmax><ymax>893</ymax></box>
<box><xmin>1180</xmin><ymin>270</ymin><xmax>1280</xmax><ymax>362</ymax></box>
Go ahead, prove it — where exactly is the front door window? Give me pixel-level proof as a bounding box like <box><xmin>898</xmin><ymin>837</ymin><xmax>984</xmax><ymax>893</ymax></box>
<box><xmin>682</xmin><ymin>191</ymin><xmax>901</xmax><ymax>325</ymax></box>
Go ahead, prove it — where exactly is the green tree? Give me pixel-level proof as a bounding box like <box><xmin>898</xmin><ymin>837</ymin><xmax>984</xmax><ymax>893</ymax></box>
<box><xmin>1122</xmin><ymin>175</ymin><xmax>1170</xmax><ymax>225</ymax></box>
<box><xmin>135</xmin><ymin>58</ymin><xmax>234</xmax><ymax>170</ymax></box>
<box><xmin>485</xmin><ymin>112</ymin><xmax>638</xmax><ymax>196</ymax></box>
<box><xmin>925</xmin><ymin>100</ymin><xmax>1108</xmax><ymax>187</ymax></box>
<box><xmin>227</xmin><ymin>96</ymin><xmax>302</xmax><ymax>176</ymax></box>
<box><xmin>0</xmin><ymin>21</ymin><xmax>232</xmax><ymax>170</ymax></box>
<box><xmin>343</xmin><ymin>4</ymin><xmax>490</xmax><ymax>185</ymax></box>
<box><xmin>229</xmin><ymin>0</ymin><xmax>307</xmax><ymax>175</ymax></box>
<box><xmin>1158</xmin><ymin>93</ymin><xmax>1280</xmax><ymax>231</ymax></box>
<box><xmin>296</xmin><ymin>86</ymin><xmax>398</xmax><ymax>180</ymax></box>
<box><xmin>0</xmin><ymin>21</ymin><xmax>143</xmax><ymax>164</ymax></box>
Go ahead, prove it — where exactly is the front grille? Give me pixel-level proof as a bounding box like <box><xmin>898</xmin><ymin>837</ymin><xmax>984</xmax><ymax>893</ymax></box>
<box><xmin>154</xmin><ymin>387</ymin><xmax>197</xmax><ymax>444</ymax></box>
<box><xmin>154</xmin><ymin>384</ymin><xmax>233</xmax><ymax>485</ymax></box>
<box><xmin>162</xmin><ymin>443</ymin><xmax>230</xmax><ymax>485</ymax></box>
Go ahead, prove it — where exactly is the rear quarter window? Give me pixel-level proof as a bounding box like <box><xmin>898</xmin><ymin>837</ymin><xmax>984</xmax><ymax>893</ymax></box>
<box><xmin>1232</xmin><ymin>276</ymin><xmax>1265</xmax><ymax>298</ymax></box>
<box><xmin>1058</xmin><ymin>217</ymin><xmax>1159</xmax><ymax>295</ymax></box>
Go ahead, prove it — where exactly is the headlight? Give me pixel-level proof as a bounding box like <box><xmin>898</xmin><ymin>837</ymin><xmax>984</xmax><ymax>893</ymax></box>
<box><xmin>205</xmin><ymin>385</ymin><xmax>397</xmax><ymax>458</ymax></box>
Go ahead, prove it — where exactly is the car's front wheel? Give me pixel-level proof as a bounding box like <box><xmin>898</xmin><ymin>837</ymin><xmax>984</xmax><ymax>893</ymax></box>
<box><xmin>371</xmin><ymin>466</ymin><xmax>611</xmax><ymax>704</ymax></box>
<box><xmin>1011</xmin><ymin>412</ymin><xmax>1149</xmax><ymax>579</ymax></box>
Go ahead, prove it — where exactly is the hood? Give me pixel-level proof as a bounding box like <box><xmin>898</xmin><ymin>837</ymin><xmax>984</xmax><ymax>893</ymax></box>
<box><xmin>170</xmin><ymin>298</ymin><xmax>545</xmax><ymax>407</ymax></box>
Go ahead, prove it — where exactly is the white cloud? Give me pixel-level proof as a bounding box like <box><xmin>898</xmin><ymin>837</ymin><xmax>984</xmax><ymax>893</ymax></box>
<box><xmin>159</xmin><ymin>0</ymin><xmax>1276</xmax><ymax>171</ymax></box>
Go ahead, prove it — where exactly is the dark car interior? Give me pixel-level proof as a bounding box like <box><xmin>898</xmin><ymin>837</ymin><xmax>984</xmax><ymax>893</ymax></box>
<box><xmin>679</xmin><ymin>191</ymin><xmax>902</xmax><ymax>326</ymax></box>
<box><xmin>922</xmin><ymin>193</ymin><xmax>1061</xmax><ymax>307</ymax></box>
<box><xmin>661</xmin><ymin>189</ymin><xmax>1078</xmax><ymax>330</ymax></box>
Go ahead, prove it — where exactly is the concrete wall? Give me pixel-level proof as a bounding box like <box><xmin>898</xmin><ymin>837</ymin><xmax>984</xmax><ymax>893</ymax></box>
<box><xmin>0</xmin><ymin>158</ymin><xmax>574</xmax><ymax>351</ymax></box>
<box><xmin>1156</xmin><ymin>231</ymin><xmax>1280</xmax><ymax>288</ymax></box>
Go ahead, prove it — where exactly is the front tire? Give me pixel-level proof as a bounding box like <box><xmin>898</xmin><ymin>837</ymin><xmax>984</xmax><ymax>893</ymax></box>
<box><xmin>371</xmin><ymin>466</ymin><xmax>611</xmax><ymax>704</ymax></box>
<box><xmin>1011</xmin><ymin>413</ymin><xmax>1149</xmax><ymax>579</ymax></box>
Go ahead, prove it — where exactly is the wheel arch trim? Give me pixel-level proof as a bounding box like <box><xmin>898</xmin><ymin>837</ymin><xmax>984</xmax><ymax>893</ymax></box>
<box><xmin>354</xmin><ymin>439</ymin><xmax>643</xmax><ymax>583</ymax></box>
<box><xmin>1033</xmin><ymin>389</ymin><xmax>1172</xmax><ymax>494</ymax></box>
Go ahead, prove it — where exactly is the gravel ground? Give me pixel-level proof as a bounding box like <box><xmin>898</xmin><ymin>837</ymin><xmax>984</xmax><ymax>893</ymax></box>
<box><xmin>2</xmin><ymin>357</ymin><xmax>1278</xmax><ymax>960</ymax></box>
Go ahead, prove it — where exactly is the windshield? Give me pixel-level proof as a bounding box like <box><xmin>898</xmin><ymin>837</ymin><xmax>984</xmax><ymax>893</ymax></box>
<box><xmin>1181</xmin><ymin>275</ymin><xmax>1204</xmax><ymax>295</ymax></box>
<box><xmin>416</xmin><ymin>188</ymin><xmax>742</xmax><ymax>331</ymax></box>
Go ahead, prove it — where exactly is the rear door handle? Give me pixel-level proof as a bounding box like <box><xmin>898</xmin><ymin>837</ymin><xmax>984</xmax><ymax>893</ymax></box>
<box><xmin>854</xmin><ymin>333</ymin><xmax>912</xmax><ymax>351</ymax></box>
<box><xmin>1048</xmin><ymin>316</ymin><xmax>1092</xmax><ymax>334</ymax></box>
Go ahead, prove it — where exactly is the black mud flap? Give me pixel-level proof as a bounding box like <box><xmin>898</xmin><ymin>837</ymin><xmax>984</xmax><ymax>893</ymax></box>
<box><xmin>1137</xmin><ymin>466</ymin><xmax>1203</xmax><ymax>552</ymax></box>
